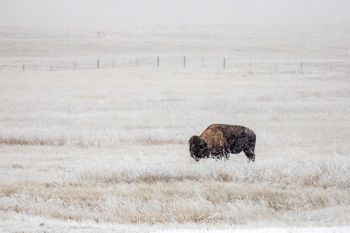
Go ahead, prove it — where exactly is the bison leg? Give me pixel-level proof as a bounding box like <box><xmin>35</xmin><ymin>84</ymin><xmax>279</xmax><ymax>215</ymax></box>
<box><xmin>223</xmin><ymin>151</ymin><xmax>230</xmax><ymax>160</ymax></box>
<box><xmin>210</xmin><ymin>153</ymin><xmax>222</xmax><ymax>161</ymax></box>
<box><xmin>219</xmin><ymin>150</ymin><xmax>231</xmax><ymax>160</ymax></box>
<box><xmin>243</xmin><ymin>148</ymin><xmax>255</xmax><ymax>162</ymax></box>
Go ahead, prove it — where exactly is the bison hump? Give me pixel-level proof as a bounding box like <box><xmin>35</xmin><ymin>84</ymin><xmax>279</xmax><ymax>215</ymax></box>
<box><xmin>200</xmin><ymin>127</ymin><xmax>228</xmax><ymax>148</ymax></box>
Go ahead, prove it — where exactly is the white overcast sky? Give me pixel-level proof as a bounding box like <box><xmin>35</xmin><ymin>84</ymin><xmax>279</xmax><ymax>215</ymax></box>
<box><xmin>0</xmin><ymin>0</ymin><xmax>350</xmax><ymax>25</ymax></box>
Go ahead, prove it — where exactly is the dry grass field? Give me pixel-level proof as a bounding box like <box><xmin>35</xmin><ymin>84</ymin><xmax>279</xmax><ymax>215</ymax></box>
<box><xmin>0</xmin><ymin>25</ymin><xmax>350</xmax><ymax>232</ymax></box>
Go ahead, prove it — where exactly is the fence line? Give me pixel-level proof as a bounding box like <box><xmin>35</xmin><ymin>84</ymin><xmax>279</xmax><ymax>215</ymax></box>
<box><xmin>1</xmin><ymin>56</ymin><xmax>350</xmax><ymax>73</ymax></box>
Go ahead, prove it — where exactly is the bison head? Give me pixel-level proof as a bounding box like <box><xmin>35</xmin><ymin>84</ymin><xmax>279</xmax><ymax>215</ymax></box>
<box><xmin>188</xmin><ymin>135</ymin><xmax>208</xmax><ymax>161</ymax></box>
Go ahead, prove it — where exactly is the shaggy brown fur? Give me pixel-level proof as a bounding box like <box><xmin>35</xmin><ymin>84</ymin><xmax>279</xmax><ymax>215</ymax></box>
<box><xmin>188</xmin><ymin>124</ymin><xmax>256</xmax><ymax>162</ymax></box>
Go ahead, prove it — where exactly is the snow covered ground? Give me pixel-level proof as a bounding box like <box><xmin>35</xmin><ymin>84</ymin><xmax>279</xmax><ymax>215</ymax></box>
<box><xmin>0</xmin><ymin>214</ymin><xmax>349</xmax><ymax>233</ymax></box>
<box><xmin>0</xmin><ymin>213</ymin><xmax>349</xmax><ymax>233</ymax></box>
<box><xmin>0</xmin><ymin>25</ymin><xmax>349</xmax><ymax>232</ymax></box>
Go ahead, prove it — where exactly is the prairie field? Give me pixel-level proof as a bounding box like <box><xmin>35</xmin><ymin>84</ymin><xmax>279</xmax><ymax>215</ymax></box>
<box><xmin>0</xmin><ymin>25</ymin><xmax>350</xmax><ymax>232</ymax></box>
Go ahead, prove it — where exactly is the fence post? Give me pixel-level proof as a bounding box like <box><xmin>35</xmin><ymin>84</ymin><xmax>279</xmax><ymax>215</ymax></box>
<box><xmin>300</xmin><ymin>62</ymin><xmax>303</xmax><ymax>74</ymax></box>
<box><xmin>97</xmin><ymin>58</ymin><xmax>100</xmax><ymax>70</ymax></box>
<box><xmin>22</xmin><ymin>64</ymin><xmax>25</xmax><ymax>72</ymax></box>
<box><xmin>223</xmin><ymin>57</ymin><xmax>226</xmax><ymax>69</ymax></box>
<box><xmin>157</xmin><ymin>56</ymin><xmax>160</xmax><ymax>68</ymax></box>
<box><xmin>183</xmin><ymin>56</ymin><xmax>186</xmax><ymax>68</ymax></box>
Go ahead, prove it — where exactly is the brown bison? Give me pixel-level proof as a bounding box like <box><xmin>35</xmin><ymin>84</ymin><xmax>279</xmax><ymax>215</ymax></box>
<box><xmin>188</xmin><ymin>124</ymin><xmax>256</xmax><ymax>162</ymax></box>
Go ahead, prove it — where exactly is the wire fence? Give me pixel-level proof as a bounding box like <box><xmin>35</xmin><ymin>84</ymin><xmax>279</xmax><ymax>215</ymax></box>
<box><xmin>1</xmin><ymin>56</ymin><xmax>350</xmax><ymax>74</ymax></box>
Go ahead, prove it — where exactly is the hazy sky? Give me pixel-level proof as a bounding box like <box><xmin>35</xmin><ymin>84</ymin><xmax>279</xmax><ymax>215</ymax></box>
<box><xmin>1</xmin><ymin>0</ymin><xmax>350</xmax><ymax>26</ymax></box>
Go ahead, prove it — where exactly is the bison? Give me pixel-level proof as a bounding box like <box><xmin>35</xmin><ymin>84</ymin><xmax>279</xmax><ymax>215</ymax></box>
<box><xmin>188</xmin><ymin>124</ymin><xmax>256</xmax><ymax>162</ymax></box>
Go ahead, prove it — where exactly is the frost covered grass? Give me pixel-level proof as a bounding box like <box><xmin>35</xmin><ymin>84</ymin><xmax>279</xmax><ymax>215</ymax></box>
<box><xmin>0</xmin><ymin>68</ymin><xmax>349</xmax><ymax>228</ymax></box>
<box><xmin>0</xmin><ymin>25</ymin><xmax>350</xmax><ymax>231</ymax></box>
